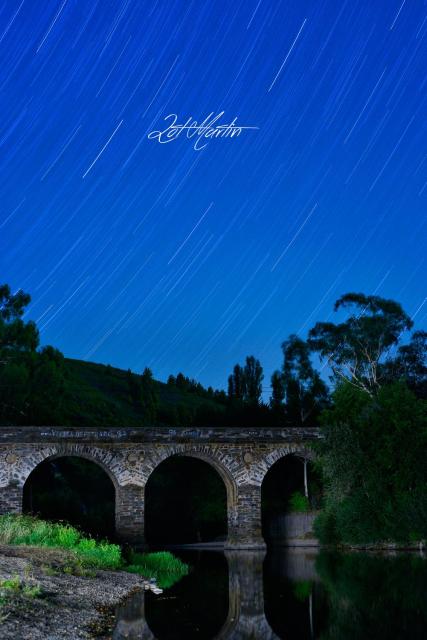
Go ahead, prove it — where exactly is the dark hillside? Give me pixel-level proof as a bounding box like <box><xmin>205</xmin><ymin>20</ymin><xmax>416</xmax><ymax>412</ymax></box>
<box><xmin>59</xmin><ymin>359</ymin><xmax>226</xmax><ymax>427</ymax></box>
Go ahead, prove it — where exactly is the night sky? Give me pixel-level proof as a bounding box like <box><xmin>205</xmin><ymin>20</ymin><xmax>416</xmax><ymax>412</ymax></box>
<box><xmin>1</xmin><ymin>0</ymin><xmax>426</xmax><ymax>395</ymax></box>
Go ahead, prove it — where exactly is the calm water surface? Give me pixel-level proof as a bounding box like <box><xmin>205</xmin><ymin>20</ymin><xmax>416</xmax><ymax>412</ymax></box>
<box><xmin>112</xmin><ymin>548</ymin><xmax>427</xmax><ymax>639</ymax></box>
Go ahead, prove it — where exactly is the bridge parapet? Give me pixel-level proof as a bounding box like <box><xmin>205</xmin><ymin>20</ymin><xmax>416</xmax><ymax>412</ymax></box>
<box><xmin>0</xmin><ymin>426</ymin><xmax>321</xmax><ymax>443</ymax></box>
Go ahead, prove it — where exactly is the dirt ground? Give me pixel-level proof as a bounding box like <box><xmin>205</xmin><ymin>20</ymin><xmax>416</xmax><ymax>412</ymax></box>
<box><xmin>0</xmin><ymin>546</ymin><xmax>147</xmax><ymax>639</ymax></box>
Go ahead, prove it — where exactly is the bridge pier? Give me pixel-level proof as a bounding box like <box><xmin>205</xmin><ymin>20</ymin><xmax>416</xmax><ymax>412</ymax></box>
<box><xmin>111</xmin><ymin>550</ymin><xmax>279</xmax><ymax>639</ymax></box>
<box><xmin>0</xmin><ymin>482</ymin><xmax>22</xmax><ymax>516</ymax></box>
<box><xmin>115</xmin><ymin>484</ymin><xmax>145</xmax><ymax>545</ymax></box>
<box><xmin>217</xmin><ymin>551</ymin><xmax>279</xmax><ymax>639</ymax></box>
<box><xmin>226</xmin><ymin>484</ymin><xmax>266</xmax><ymax>550</ymax></box>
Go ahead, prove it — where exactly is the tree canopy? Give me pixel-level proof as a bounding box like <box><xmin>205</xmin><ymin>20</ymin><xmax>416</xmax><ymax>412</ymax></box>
<box><xmin>308</xmin><ymin>293</ymin><xmax>414</xmax><ymax>395</ymax></box>
<box><xmin>227</xmin><ymin>356</ymin><xmax>264</xmax><ymax>405</ymax></box>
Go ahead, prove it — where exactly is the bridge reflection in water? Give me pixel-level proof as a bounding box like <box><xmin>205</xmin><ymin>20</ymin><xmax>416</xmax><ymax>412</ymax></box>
<box><xmin>112</xmin><ymin>548</ymin><xmax>319</xmax><ymax>640</ymax></box>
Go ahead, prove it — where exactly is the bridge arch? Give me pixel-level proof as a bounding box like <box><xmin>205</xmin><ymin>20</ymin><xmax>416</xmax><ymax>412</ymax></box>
<box><xmin>16</xmin><ymin>445</ymin><xmax>122</xmax><ymax>491</ymax></box>
<box><xmin>0</xmin><ymin>444</ymin><xmax>144</xmax><ymax>542</ymax></box>
<box><xmin>23</xmin><ymin>453</ymin><xmax>116</xmax><ymax>538</ymax></box>
<box><xmin>143</xmin><ymin>446</ymin><xmax>238</xmax><ymax>545</ymax></box>
<box><xmin>260</xmin><ymin>448</ymin><xmax>319</xmax><ymax>545</ymax></box>
<box><xmin>256</xmin><ymin>445</ymin><xmax>314</xmax><ymax>487</ymax></box>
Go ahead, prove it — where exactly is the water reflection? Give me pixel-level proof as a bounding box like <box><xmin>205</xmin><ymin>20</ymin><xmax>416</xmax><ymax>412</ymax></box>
<box><xmin>112</xmin><ymin>548</ymin><xmax>427</xmax><ymax>639</ymax></box>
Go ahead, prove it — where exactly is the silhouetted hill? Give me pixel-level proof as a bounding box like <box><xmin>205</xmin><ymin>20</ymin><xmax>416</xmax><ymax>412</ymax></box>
<box><xmin>61</xmin><ymin>358</ymin><xmax>226</xmax><ymax>427</ymax></box>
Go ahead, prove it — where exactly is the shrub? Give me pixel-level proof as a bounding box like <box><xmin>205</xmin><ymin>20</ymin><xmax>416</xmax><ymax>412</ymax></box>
<box><xmin>293</xmin><ymin>580</ymin><xmax>312</xmax><ymax>601</ymax></box>
<box><xmin>288</xmin><ymin>491</ymin><xmax>310</xmax><ymax>512</ymax></box>
<box><xmin>313</xmin><ymin>509</ymin><xmax>339</xmax><ymax>545</ymax></box>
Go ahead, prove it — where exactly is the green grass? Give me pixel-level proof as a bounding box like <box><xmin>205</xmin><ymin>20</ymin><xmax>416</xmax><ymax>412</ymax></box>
<box><xmin>0</xmin><ymin>515</ymin><xmax>121</xmax><ymax>569</ymax></box>
<box><xmin>0</xmin><ymin>515</ymin><xmax>188</xmax><ymax>588</ymax></box>
<box><xmin>0</xmin><ymin>574</ymin><xmax>42</xmax><ymax>608</ymax></box>
<box><xmin>0</xmin><ymin>574</ymin><xmax>42</xmax><ymax>624</ymax></box>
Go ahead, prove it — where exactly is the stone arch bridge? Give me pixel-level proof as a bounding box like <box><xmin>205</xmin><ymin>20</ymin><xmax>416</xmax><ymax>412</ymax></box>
<box><xmin>0</xmin><ymin>426</ymin><xmax>320</xmax><ymax>548</ymax></box>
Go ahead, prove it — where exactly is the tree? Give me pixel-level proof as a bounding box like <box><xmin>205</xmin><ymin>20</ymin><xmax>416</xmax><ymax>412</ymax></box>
<box><xmin>0</xmin><ymin>284</ymin><xmax>39</xmax><ymax>421</ymax></box>
<box><xmin>382</xmin><ymin>330</ymin><xmax>427</xmax><ymax>398</ymax></box>
<box><xmin>175</xmin><ymin>372</ymin><xmax>186</xmax><ymax>389</ymax></box>
<box><xmin>0</xmin><ymin>286</ymin><xmax>70</xmax><ymax>424</ymax></box>
<box><xmin>0</xmin><ymin>362</ymin><xmax>29</xmax><ymax>421</ymax></box>
<box><xmin>227</xmin><ymin>364</ymin><xmax>246</xmax><ymax>400</ymax></box>
<box><xmin>308</xmin><ymin>293</ymin><xmax>413</xmax><ymax>395</ymax></box>
<box><xmin>227</xmin><ymin>357</ymin><xmax>263</xmax><ymax>404</ymax></box>
<box><xmin>244</xmin><ymin>356</ymin><xmax>263</xmax><ymax>404</ymax></box>
<box><xmin>126</xmin><ymin>369</ymin><xmax>140</xmax><ymax>404</ymax></box>
<box><xmin>281</xmin><ymin>335</ymin><xmax>329</xmax><ymax>426</ymax></box>
<box><xmin>126</xmin><ymin>367</ymin><xmax>158</xmax><ymax>424</ymax></box>
<box><xmin>270</xmin><ymin>370</ymin><xmax>285</xmax><ymax>408</ymax></box>
<box><xmin>29</xmin><ymin>346</ymin><xmax>66</xmax><ymax>423</ymax></box>
<box><xmin>140</xmin><ymin>367</ymin><xmax>158</xmax><ymax>424</ymax></box>
<box><xmin>0</xmin><ymin>284</ymin><xmax>39</xmax><ymax>360</ymax></box>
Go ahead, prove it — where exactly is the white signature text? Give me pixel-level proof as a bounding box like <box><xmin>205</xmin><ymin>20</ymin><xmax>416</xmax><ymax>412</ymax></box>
<box><xmin>148</xmin><ymin>112</ymin><xmax>258</xmax><ymax>151</ymax></box>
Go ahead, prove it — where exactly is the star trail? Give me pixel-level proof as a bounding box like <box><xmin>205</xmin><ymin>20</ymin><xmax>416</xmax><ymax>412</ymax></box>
<box><xmin>0</xmin><ymin>0</ymin><xmax>426</xmax><ymax>392</ymax></box>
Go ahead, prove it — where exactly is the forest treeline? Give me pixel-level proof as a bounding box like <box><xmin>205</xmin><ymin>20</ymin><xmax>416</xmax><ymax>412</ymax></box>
<box><xmin>0</xmin><ymin>281</ymin><xmax>328</xmax><ymax>427</ymax></box>
<box><xmin>0</xmin><ymin>284</ymin><xmax>425</xmax><ymax>428</ymax></box>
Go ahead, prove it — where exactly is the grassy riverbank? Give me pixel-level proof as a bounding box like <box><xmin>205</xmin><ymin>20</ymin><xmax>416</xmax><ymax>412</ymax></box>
<box><xmin>0</xmin><ymin>515</ymin><xmax>188</xmax><ymax>586</ymax></box>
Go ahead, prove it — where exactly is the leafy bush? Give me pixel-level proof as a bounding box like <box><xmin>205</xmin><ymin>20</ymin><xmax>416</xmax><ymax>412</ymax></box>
<box><xmin>313</xmin><ymin>508</ymin><xmax>339</xmax><ymax>545</ymax></box>
<box><xmin>288</xmin><ymin>491</ymin><xmax>310</xmax><ymax>512</ymax></box>
<box><xmin>292</xmin><ymin>579</ymin><xmax>312</xmax><ymax>601</ymax></box>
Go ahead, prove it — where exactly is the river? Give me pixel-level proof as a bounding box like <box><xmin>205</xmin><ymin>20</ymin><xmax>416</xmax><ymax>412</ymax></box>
<box><xmin>112</xmin><ymin>547</ymin><xmax>426</xmax><ymax>639</ymax></box>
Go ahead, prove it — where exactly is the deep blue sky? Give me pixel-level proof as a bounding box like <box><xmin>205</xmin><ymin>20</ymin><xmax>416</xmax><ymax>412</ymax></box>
<box><xmin>1</xmin><ymin>0</ymin><xmax>426</xmax><ymax>395</ymax></box>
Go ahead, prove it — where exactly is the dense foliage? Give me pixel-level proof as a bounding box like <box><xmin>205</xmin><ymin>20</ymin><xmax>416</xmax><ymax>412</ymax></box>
<box><xmin>314</xmin><ymin>382</ymin><xmax>427</xmax><ymax>544</ymax></box>
<box><xmin>311</xmin><ymin>292</ymin><xmax>427</xmax><ymax>545</ymax></box>
<box><xmin>227</xmin><ymin>355</ymin><xmax>264</xmax><ymax>403</ymax></box>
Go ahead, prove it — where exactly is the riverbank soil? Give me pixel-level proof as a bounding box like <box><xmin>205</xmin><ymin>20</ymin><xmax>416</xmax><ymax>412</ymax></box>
<box><xmin>0</xmin><ymin>546</ymin><xmax>146</xmax><ymax>639</ymax></box>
